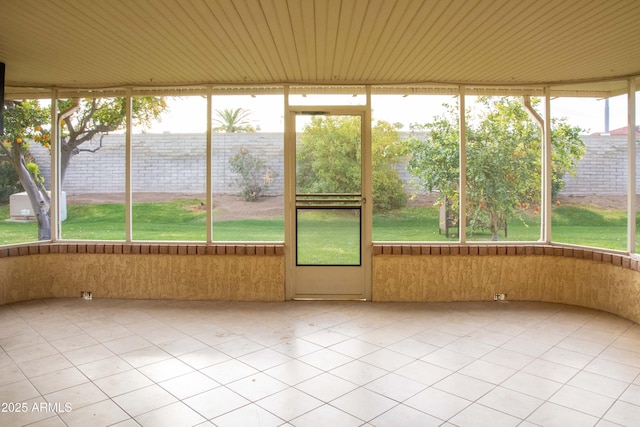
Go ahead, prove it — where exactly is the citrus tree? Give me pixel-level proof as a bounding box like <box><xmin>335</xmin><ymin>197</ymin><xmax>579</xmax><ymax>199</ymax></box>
<box><xmin>58</xmin><ymin>97</ymin><xmax>167</xmax><ymax>183</ymax></box>
<box><xmin>297</xmin><ymin>116</ymin><xmax>407</xmax><ymax>212</ymax></box>
<box><xmin>1</xmin><ymin>100</ymin><xmax>52</xmax><ymax>239</ymax></box>
<box><xmin>406</xmin><ymin>96</ymin><xmax>584</xmax><ymax>240</ymax></box>
<box><xmin>1</xmin><ymin>96</ymin><xmax>167</xmax><ymax>240</ymax></box>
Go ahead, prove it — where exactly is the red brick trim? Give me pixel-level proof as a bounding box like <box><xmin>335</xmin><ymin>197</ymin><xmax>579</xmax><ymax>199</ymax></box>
<box><xmin>373</xmin><ymin>244</ymin><xmax>639</xmax><ymax>271</ymax></box>
<box><xmin>0</xmin><ymin>243</ymin><xmax>285</xmax><ymax>257</ymax></box>
<box><xmin>4</xmin><ymin>242</ymin><xmax>639</xmax><ymax>271</ymax></box>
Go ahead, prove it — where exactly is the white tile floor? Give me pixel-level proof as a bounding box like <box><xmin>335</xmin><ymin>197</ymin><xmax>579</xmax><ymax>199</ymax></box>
<box><xmin>1</xmin><ymin>298</ymin><xmax>640</xmax><ymax>426</ymax></box>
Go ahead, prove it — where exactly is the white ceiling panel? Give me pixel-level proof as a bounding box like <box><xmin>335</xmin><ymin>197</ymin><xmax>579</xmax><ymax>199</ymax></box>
<box><xmin>1</xmin><ymin>0</ymin><xmax>639</xmax><ymax>97</ymax></box>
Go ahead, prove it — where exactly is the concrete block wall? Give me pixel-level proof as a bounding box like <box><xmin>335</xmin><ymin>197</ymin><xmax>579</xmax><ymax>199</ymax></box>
<box><xmin>29</xmin><ymin>132</ymin><xmax>634</xmax><ymax>198</ymax></box>
<box><xmin>30</xmin><ymin>133</ymin><xmax>285</xmax><ymax>195</ymax></box>
<box><xmin>561</xmin><ymin>135</ymin><xmax>634</xmax><ymax>196</ymax></box>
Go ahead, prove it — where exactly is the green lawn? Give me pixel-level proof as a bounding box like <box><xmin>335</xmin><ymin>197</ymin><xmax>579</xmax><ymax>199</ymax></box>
<box><xmin>373</xmin><ymin>204</ymin><xmax>628</xmax><ymax>250</ymax></box>
<box><xmin>0</xmin><ymin>201</ymin><xmax>631</xmax><ymax>252</ymax></box>
<box><xmin>297</xmin><ymin>209</ymin><xmax>360</xmax><ymax>264</ymax></box>
<box><xmin>550</xmin><ymin>204</ymin><xmax>628</xmax><ymax>249</ymax></box>
<box><xmin>0</xmin><ymin>200</ymin><xmax>286</xmax><ymax>244</ymax></box>
<box><xmin>372</xmin><ymin>206</ymin><xmax>544</xmax><ymax>241</ymax></box>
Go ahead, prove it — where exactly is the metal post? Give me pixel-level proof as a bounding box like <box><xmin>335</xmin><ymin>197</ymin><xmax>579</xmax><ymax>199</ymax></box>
<box><xmin>283</xmin><ymin>85</ymin><xmax>293</xmax><ymax>300</ymax></box>
<box><xmin>50</xmin><ymin>90</ymin><xmax>59</xmax><ymax>241</ymax></box>
<box><xmin>363</xmin><ymin>85</ymin><xmax>373</xmax><ymax>301</ymax></box>
<box><xmin>0</xmin><ymin>62</ymin><xmax>5</xmax><ymax>135</ymax></box>
<box><xmin>544</xmin><ymin>88</ymin><xmax>552</xmax><ymax>243</ymax></box>
<box><xmin>628</xmin><ymin>79</ymin><xmax>637</xmax><ymax>253</ymax></box>
<box><xmin>206</xmin><ymin>86</ymin><xmax>213</xmax><ymax>243</ymax></box>
<box><xmin>125</xmin><ymin>88</ymin><xmax>133</xmax><ymax>242</ymax></box>
<box><xmin>458</xmin><ymin>86</ymin><xmax>466</xmax><ymax>243</ymax></box>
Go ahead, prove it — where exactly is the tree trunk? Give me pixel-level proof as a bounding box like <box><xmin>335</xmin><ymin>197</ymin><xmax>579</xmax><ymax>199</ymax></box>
<box><xmin>12</xmin><ymin>153</ymin><xmax>51</xmax><ymax>240</ymax></box>
<box><xmin>490</xmin><ymin>213</ymin><xmax>500</xmax><ymax>241</ymax></box>
<box><xmin>60</xmin><ymin>144</ymin><xmax>74</xmax><ymax>186</ymax></box>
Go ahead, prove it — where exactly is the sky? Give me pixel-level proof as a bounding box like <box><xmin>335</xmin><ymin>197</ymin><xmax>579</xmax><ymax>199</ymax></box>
<box><xmin>146</xmin><ymin>93</ymin><xmax>635</xmax><ymax>136</ymax></box>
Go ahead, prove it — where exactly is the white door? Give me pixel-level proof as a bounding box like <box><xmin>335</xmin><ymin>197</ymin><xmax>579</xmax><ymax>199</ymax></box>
<box><xmin>285</xmin><ymin>107</ymin><xmax>371</xmax><ymax>300</ymax></box>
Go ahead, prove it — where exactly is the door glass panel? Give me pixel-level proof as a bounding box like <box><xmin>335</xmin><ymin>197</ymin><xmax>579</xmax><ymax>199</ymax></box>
<box><xmin>296</xmin><ymin>115</ymin><xmax>361</xmax><ymax>194</ymax></box>
<box><xmin>296</xmin><ymin>208</ymin><xmax>361</xmax><ymax>265</ymax></box>
<box><xmin>295</xmin><ymin>114</ymin><xmax>362</xmax><ymax>266</ymax></box>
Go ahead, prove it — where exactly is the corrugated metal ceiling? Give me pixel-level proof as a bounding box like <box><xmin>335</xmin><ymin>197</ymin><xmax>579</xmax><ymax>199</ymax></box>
<box><xmin>1</xmin><ymin>0</ymin><xmax>639</xmax><ymax>97</ymax></box>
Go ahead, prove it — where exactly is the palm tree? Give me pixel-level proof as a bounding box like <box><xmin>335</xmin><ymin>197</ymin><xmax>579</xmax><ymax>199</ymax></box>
<box><xmin>212</xmin><ymin>108</ymin><xmax>256</xmax><ymax>132</ymax></box>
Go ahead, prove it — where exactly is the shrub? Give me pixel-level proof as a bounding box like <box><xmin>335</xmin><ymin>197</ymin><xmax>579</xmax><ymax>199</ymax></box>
<box><xmin>228</xmin><ymin>147</ymin><xmax>276</xmax><ymax>201</ymax></box>
<box><xmin>297</xmin><ymin>116</ymin><xmax>407</xmax><ymax>212</ymax></box>
<box><xmin>0</xmin><ymin>160</ymin><xmax>23</xmax><ymax>203</ymax></box>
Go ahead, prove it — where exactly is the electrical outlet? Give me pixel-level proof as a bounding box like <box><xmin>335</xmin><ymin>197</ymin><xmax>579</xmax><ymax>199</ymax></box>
<box><xmin>493</xmin><ymin>293</ymin><xmax>507</xmax><ymax>301</ymax></box>
<box><xmin>81</xmin><ymin>291</ymin><xmax>93</xmax><ymax>300</ymax></box>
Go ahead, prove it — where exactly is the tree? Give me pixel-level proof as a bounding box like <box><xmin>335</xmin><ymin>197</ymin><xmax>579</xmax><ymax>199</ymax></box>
<box><xmin>58</xmin><ymin>97</ymin><xmax>167</xmax><ymax>184</ymax></box>
<box><xmin>213</xmin><ymin>108</ymin><xmax>257</xmax><ymax>133</ymax></box>
<box><xmin>1</xmin><ymin>100</ymin><xmax>52</xmax><ymax>239</ymax></box>
<box><xmin>1</xmin><ymin>96</ymin><xmax>167</xmax><ymax>240</ymax></box>
<box><xmin>296</xmin><ymin>116</ymin><xmax>407</xmax><ymax>212</ymax></box>
<box><xmin>406</xmin><ymin>96</ymin><xmax>585</xmax><ymax>240</ymax></box>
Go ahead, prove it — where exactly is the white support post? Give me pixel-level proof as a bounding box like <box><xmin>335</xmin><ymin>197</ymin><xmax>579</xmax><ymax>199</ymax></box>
<box><xmin>283</xmin><ymin>85</ymin><xmax>293</xmax><ymax>300</ymax></box>
<box><xmin>628</xmin><ymin>79</ymin><xmax>637</xmax><ymax>253</ymax></box>
<box><xmin>125</xmin><ymin>88</ymin><xmax>133</xmax><ymax>242</ymax></box>
<box><xmin>50</xmin><ymin>90</ymin><xmax>59</xmax><ymax>241</ymax></box>
<box><xmin>543</xmin><ymin>87</ymin><xmax>552</xmax><ymax>243</ymax></box>
<box><xmin>206</xmin><ymin>86</ymin><xmax>213</xmax><ymax>243</ymax></box>
<box><xmin>458</xmin><ymin>86</ymin><xmax>467</xmax><ymax>243</ymax></box>
<box><xmin>363</xmin><ymin>86</ymin><xmax>373</xmax><ymax>301</ymax></box>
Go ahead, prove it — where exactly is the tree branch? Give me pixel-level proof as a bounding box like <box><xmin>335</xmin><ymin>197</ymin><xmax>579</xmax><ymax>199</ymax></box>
<box><xmin>0</xmin><ymin>141</ymin><xmax>12</xmax><ymax>158</ymax></box>
<box><xmin>63</xmin><ymin>99</ymin><xmax>118</xmax><ymax>155</ymax></box>
<box><xmin>60</xmin><ymin>98</ymin><xmax>80</xmax><ymax>137</ymax></box>
<box><xmin>76</xmin><ymin>133</ymin><xmax>106</xmax><ymax>154</ymax></box>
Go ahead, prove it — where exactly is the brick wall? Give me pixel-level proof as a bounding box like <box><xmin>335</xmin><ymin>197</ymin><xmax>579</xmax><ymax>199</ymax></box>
<box><xmin>29</xmin><ymin>132</ymin><xmax>635</xmax><ymax>197</ymax></box>
<box><xmin>560</xmin><ymin>135</ymin><xmax>632</xmax><ymax>196</ymax></box>
<box><xmin>31</xmin><ymin>133</ymin><xmax>285</xmax><ymax>195</ymax></box>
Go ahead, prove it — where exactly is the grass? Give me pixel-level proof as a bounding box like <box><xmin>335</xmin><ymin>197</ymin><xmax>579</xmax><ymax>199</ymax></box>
<box><xmin>550</xmin><ymin>204</ymin><xmax>627</xmax><ymax>249</ymax></box>
<box><xmin>297</xmin><ymin>209</ymin><xmax>360</xmax><ymax>264</ymax></box>
<box><xmin>0</xmin><ymin>204</ymin><xmax>38</xmax><ymax>245</ymax></box>
<box><xmin>0</xmin><ymin>200</ymin><xmax>273</xmax><ymax>243</ymax></box>
<box><xmin>0</xmin><ymin>200</ymin><xmax>632</xmax><ymax>252</ymax></box>
<box><xmin>372</xmin><ymin>206</ymin><xmax>543</xmax><ymax>241</ymax></box>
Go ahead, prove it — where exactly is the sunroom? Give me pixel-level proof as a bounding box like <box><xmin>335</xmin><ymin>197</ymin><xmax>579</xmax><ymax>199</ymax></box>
<box><xmin>1</xmin><ymin>1</ymin><xmax>640</xmax><ymax>425</ymax></box>
<box><xmin>2</xmin><ymin>0</ymin><xmax>639</xmax><ymax>311</ymax></box>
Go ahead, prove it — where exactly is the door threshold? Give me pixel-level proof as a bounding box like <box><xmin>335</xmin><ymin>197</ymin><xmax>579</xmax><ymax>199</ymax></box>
<box><xmin>292</xmin><ymin>297</ymin><xmax>368</xmax><ymax>301</ymax></box>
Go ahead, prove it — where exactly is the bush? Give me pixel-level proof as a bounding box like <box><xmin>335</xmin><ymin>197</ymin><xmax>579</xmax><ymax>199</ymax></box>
<box><xmin>228</xmin><ymin>147</ymin><xmax>276</xmax><ymax>201</ymax></box>
<box><xmin>297</xmin><ymin>116</ymin><xmax>407</xmax><ymax>212</ymax></box>
<box><xmin>372</xmin><ymin>164</ymin><xmax>408</xmax><ymax>211</ymax></box>
<box><xmin>0</xmin><ymin>160</ymin><xmax>23</xmax><ymax>203</ymax></box>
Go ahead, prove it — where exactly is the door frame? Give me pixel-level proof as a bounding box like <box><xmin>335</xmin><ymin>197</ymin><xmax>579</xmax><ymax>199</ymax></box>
<box><xmin>284</xmin><ymin>98</ymin><xmax>372</xmax><ymax>300</ymax></box>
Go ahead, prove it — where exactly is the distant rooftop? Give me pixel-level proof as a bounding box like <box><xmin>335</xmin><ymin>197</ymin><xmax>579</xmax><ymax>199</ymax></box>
<box><xmin>592</xmin><ymin>125</ymin><xmax>640</xmax><ymax>136</ymax></box>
